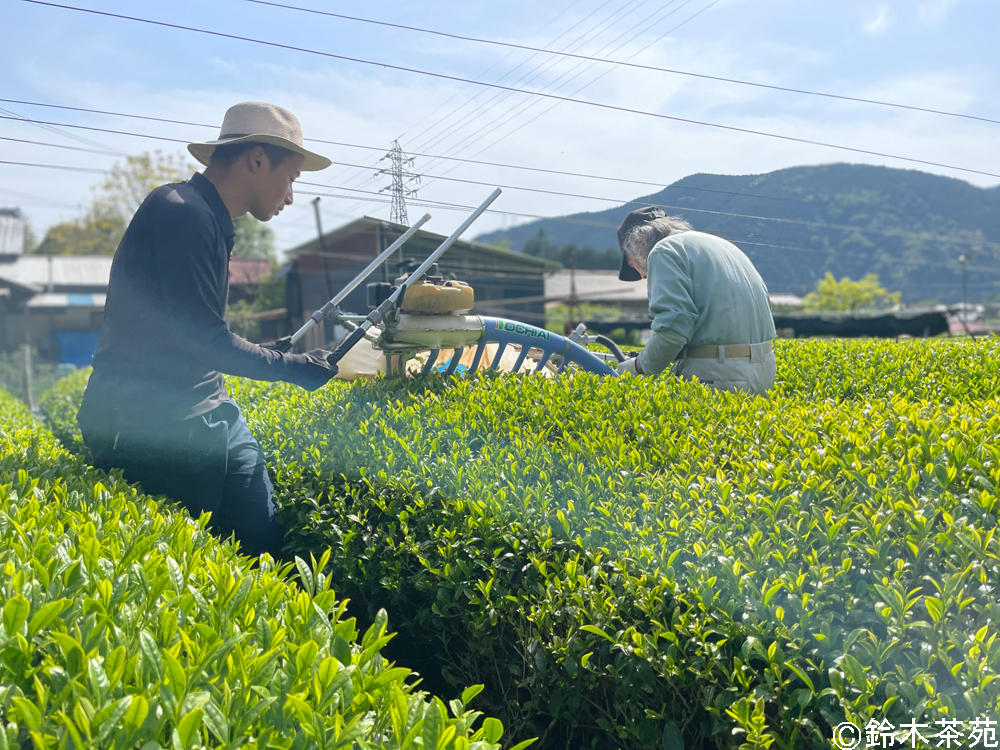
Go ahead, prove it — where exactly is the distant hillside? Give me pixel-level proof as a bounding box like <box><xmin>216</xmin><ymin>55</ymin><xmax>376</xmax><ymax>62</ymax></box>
<box><xmin>476</xmin><ymin>164</ymin><xmax>1000</xmax><ymax>304</ymax></box>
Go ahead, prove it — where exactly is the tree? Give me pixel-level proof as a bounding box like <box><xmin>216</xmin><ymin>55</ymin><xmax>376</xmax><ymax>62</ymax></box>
<box><xmin>233</xmin><ymin>214</ymin><xmax>277</xmax><ymax>262</ymax></box>
<box><xmin>523</xmin><ymin>229</ymin><xmax>619</xmax><ymax>270</ymax></box>
<box><xmin>34</xmin><ymin>207</ymin><xmax>124</xmax><ymax>256</ymax></box>
<box><xmin>96</xmin><ymin>151</ymin><xmax>192</xmax><ymax>221</ymax></box>
<box><xmin>802</xmin><ymin>272</ymin><xmax>901</xmax><ymax>313</ymax></box>
<box><xmin>35</xmin><ymin>150</ymin><xmax>194</xmax><ymax>256</ymax></box>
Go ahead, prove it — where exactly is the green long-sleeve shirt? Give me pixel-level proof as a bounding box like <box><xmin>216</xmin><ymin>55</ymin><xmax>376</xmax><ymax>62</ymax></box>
<box><xmin>646</xmin><ymin>231</ymin><xmax>775</xmax><ymax>346</ymax></box>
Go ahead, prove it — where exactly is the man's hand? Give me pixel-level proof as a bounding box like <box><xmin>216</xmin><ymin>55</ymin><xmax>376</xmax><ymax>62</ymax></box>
<box><xmin>286</xmin><ymin>348</ymin><xmax>339</xmax><ymax>391</ymax></box>
<box><xmin>617</xmin><ymin>356</ymin><xmax>643</xmax><ymax>376</ymax></box>
<box><xmin>261</xmin><ymin>336</ymin><xmax>293</xmax><ymax>353</ymax></box>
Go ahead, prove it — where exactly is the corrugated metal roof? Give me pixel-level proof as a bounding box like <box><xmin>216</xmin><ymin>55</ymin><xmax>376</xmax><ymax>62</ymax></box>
<box><xmin>545</xmin><ymin>272</ymin><xmax>808</xmax><ymax>309</ymax></box>
<box><xmin>545</xmin><ymin>270</ymin><xmax>648</xmax><ymax>304</ymax></box>
<box><xmin>286</xmin><ymin>216</ymin><xmax>561</xmax><ymax>270</ymax></box>
<box><xmin>0</xmin><ymin>255</ymin><xmax>112</xmax><ymax>288</ymax></box>
<box><xmin>25</xmin><ymin>292</ymin><xmax>107</xmax><ymax>309</ymax></box>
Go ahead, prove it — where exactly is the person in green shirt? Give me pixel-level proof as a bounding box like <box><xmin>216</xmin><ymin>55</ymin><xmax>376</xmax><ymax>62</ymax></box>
<box><xmin>615</xmin><ymin>207</ymin><xmax>777</xmax><ymax>395</ymax></box>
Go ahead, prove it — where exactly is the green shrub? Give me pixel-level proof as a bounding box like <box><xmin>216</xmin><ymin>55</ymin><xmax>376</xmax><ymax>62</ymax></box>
<box><xmin>39</xmin><ymin>367</ymin><xmax>91</xmax><ymax>458</ymax></box>
<box><xmin>1</xmin><ymin>388</ymin><xmax>511</xmax><ymax>750</ymax></box>
<box><xmin>42</xmin><ymin>339</ymin><xmax>1000</xmax><ymax>749</ymax></box>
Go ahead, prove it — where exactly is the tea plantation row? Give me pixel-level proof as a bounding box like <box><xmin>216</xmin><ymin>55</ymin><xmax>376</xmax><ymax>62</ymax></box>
<box><xmin>0</xmin><ymin>389</ymin><xmax>513</xmax><ymax>750</ymax></box>
<box><xmin>42</xmin><ymin>339</ymin><xmax>1000</xmax><ymax>749</ymax></box>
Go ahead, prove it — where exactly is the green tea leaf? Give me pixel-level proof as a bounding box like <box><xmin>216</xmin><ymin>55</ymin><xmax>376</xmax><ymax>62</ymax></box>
<box><xmin>3</xmin><ymin>594</ymin><xmax>30</xmax><ymax>635</ymax></box>
<box><xmin>27</xmin><ymin>598</ymin><xmax>69</xmax><ymax>636</ymax></box>
<box><xmin>481</xmin><ymin>717</ymin><xmax>504</xmax><ymax>743</ymax></box>
<box><xmin>175</xmin><ymin>709</ymin><xmax>203</xmax><ymax>749</ymax></box>
<box><xmin>124</xmin><ymin>695</ymin><xmax>149</xmax><ymax>734</ymax></box>
<box><xmin>461</xmin><ymin>684</ymin><xmax>484</xmax><ymax>705</ymax></box>
<box><xmin>580</xmin><ymin>624</ymin><xmax>614</xmax><ymax>642</ymax></box>
<box><xmin>662</xmin><ymin>721</ymin><xmax>684</xmax><ymax>750</ymax></box>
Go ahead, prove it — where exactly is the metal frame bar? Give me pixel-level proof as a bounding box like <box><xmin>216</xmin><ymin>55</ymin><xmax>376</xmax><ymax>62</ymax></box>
<box><xmin>290</xmin><ymin>212</ymin><xmax>432</xmax><ymax>346</ymax></box>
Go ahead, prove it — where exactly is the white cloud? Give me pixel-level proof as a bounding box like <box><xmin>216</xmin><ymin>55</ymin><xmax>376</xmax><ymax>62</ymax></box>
<box><xmin>863</xmin><ymin>5</ymin><xmax>896</xmax><ymax>35</ymax></box>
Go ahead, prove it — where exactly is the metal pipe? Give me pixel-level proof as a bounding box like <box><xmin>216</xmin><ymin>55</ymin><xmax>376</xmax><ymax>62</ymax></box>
<box><xmin>289</xmin><ymin>212</ymin><xmax>432</xmax><ymax>345</ymax></box>
<box><xmin>313</xmin><ymin>198</ymin><xmax>334</xmax><ymax>302</ymax></box>
<box><xmin>326</xmin><ymin>190</ymin><xmax>501</xmax><ymax>366</ymax></box>
<box><xmin>394</xmin><ymin>188</ymin><xmax>502</xmax><ymax>297</ymax></box>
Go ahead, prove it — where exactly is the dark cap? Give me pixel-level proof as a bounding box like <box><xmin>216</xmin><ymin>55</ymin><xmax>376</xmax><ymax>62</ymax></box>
<box><xmin>616</xmin><ymin>206</ymin><xmax>666</xmax><ymax>282</ymax></box>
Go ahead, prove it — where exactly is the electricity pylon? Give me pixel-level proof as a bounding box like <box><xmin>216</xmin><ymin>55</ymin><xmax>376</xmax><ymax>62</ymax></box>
<box><xmin>376</xmin><ymin>140</ymin><xmax>420</xmax><ymax>224</ymax></box>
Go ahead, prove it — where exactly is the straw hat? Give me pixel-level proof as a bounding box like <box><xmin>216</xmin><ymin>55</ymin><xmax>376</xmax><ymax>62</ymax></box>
<box><xmin>187</xmin><ymin>101</ymin><xmax>331</xmax><ymax>171</ymax></box>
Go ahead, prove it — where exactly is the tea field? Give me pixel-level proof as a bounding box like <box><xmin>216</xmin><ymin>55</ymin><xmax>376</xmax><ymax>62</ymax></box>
<box><xmin>35</xmin><ymin>338</ymin><xmax>1000</xmax><ymax>749</ymax></box>
<box><xmin>0</xmin><ymin>390</ymin><xmax>514</xmax><ymax>749</ymax></box>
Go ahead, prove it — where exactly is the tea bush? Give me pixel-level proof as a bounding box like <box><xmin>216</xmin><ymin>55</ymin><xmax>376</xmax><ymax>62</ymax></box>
<box><xmin>42</xmin><ymin>339</ymin><xmax>1000</xmax><ymax>749</ymax></box>
<box><xmin>1</xmin><ymin>388</ymin><xmax>510</xmax><ymax>750</ymax></box>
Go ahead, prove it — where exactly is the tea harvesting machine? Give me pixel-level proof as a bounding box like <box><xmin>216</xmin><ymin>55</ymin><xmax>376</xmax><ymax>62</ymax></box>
<box><xmin>270</xmin><ymin>189</ymin><xmax>627</xmax><ymax>378</ymax></box>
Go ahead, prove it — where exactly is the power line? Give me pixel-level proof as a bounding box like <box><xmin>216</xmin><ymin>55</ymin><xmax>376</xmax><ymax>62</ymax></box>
<box><xmin>0</xmin><ymin>102</ymin><xmax>805</xmax><ymax>203</ymax></box>
<box><xmin>414</xmin><ymin>0</ymin><xmax>663</xmax><ymax>158</ymax></box>
<box><xmin>0</xmin><ymin>115</ymin><xmax>189</xmax><ymax>144</ymax></box>
<box><xmin>397</xmin><ymin>0</ymin><xmax>589</xmax><ymax>142</ymax></box>
<box><xmin>21</xmin><ymin>1</ymin><xmax>1000</xmax><ymax>179</ymax></box>
<box><xmin>0</xmin><ymin>135</ymin><xmax>121</xmax><ymax>156</ymax></box>
<box><xmin>416</xmin><ymin>0</ymin><xmax>697</xmax><ymax>180</ymax></box>
<box><xmin>297</xmin><ymin>174</ymin><xmax>1000</xmax><ymax>251</ymax></box>
<box><xmin>0</xmin><ymin>104</ymin><xmax>124</xmax><ymax>155</ymax></box>
<box><xmin>4</xmin><ymin>150</ymin><xmax>995</xmax><ymax>252</ymax></box>
<box><xmin>0</xmin><ymin>159</ymin><xmax>106</xmax><ymax>174</ymax></box>
<box><xmin>246</xmin><ymin>0</ymin><xmax>1000</xmax><ymax>127</ymax></box>
<box><xmin>6</xmin><ymin>158</ymin><xmax>994</xmax><ymax>278</ymax></box>
<box><xmin>404</xmin><ymin>0</ymin><xmax>626</xmax><ymax>152</ymax></box>
<box><xmin>423</xmin><ymin>0</ymin><xmax>714</xmax><ymax>188</ymax></box>
<box><xmin>342</xmin><ymin>0</ymin><xmax>659</xmax><ymax>216</ymax></box>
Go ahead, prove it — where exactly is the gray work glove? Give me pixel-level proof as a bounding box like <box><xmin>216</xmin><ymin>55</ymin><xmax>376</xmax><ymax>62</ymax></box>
<box><xmin>617</xmin><ymin>356</ymin><xmax>641</xmax><ymax>376</ymax></box>
<box><xmin>261</xmin><ymin>336</ymin><xmax>293</xmax><ymax>353</ymax></box>
<box><xmin>285</xmin><ymin>349</ymin><xmax>339</xmax><ymax>391</ymax></box>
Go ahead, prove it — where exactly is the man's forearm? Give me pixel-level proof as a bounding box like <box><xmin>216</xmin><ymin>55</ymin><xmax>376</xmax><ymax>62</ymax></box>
<box><xmin>185</xmin><ymin>324</ymin><xmax>322</xmax><ymax>387</ymax></box>
<box><xmin>637</xmin><ymin>328</ymin><xmax>688</xmax><ymax>375</ymax></box>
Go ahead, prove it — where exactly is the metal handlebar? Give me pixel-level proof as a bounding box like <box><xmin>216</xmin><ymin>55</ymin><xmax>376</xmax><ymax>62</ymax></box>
<box><xmin>326</xmin><ymin>189</ymin><xmax>502</xmax><ymax>366</ymax></box>
<box><xmin>288</xmin><ymin>212</ymin><xmax>433</xmax><ymax>347</ymax></box>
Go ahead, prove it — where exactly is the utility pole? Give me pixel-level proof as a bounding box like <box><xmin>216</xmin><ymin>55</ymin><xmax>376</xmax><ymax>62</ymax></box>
<box><xmin>377</xmin><ymin>140</ymin><xmax>419</xmax><ymax>225</ymax></box>
<box><xmin>22</xmin><ymin>343</ymin><xmax>33</xmax><ymax>411</ymax></box>
<box><xmin>568</xmin><ymin>248</ymin><xmax>578</xmax><ymax>335</ymax></box>
<box><xmin>959</xmin><ymin>253</ymin><xmax>971</xmax><ymax>336</ymax></box>
<box><xmin>312</xmin><ymin>198</ymin><xmax>334</xmax><ymax>345</ymax></box>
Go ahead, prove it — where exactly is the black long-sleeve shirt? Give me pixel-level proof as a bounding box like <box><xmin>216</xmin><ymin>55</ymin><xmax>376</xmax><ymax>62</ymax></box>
<box><xmin>80</xmin><ymin>172</ymin><xmax>312</xmax><ymax>428</ymax></box>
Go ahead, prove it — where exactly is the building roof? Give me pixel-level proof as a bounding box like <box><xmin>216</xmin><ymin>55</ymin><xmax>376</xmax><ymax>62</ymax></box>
<box><xmin>229</xmin><ymin>257</ymin><xmax>272</xmax><ymax>285</ymax></box>
<box><xmin>545</xmin><ymin>272</ymin><xmax>808</xmax><ymax>309</ymax></box>
<box><xmin>286</xmin><ymin>216</ymin><xmax>561</xmax><ymax>270</ymax></box>
<box><xmin>770</xmin><ymin>294</ymin><xmax>804</xmax><ymax>308</ymax></box>
<box><xmin>0</xmin><ymin>254</ymin><xmax>113</xmax><ymax>289</ymax></box>
<box><xmin>544</xmin><ymin>270</ymin><xmax>649</xmax><ymax>304</ymax></box>
<box><xmin>25</xmin><ymin>292</ymin><xmax>107</xmax><ymax>309</ymax></box>
<box><xmin>0</xmin><ymin>208</ymin><xmax>27</xmax><ymax>254</ymax></box>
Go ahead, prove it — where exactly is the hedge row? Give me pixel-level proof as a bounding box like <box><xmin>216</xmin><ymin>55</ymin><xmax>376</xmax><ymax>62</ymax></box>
<box><xmin>1</xmin><ymin>388</ymin><xmax>512</xmax><ymax>750</ymax></box>
<box><xmin>43</xmin><ymin>339</ymin><xmax>1000</xmax><ymax>749</ymax></box>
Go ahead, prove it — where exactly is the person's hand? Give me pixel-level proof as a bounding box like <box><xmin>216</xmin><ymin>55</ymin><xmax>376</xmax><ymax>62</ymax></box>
<box><xmin>288</xmin><ymin>348</ymin><xmax>339</xmax><ymax>391</ymax></box>
<box><xmin>261</xmin><ymin>336</ymin><xmax>293</xmax><ymax>353</ymax></box>
<box><xmin>617</xmin><ymin>356</ymin><xmax>642</xmax><ymax>376</ymax></box>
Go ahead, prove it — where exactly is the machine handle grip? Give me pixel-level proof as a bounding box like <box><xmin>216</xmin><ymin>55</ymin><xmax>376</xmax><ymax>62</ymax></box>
<box><xmin>326</xmin><ymin>326</ymin><xmax>368</xmax><ymax>367</ymax></box>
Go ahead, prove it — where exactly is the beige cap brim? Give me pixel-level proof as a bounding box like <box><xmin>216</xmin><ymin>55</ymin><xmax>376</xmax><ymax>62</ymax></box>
<box><xmin>187</xmin><ymin>133</ymin><xmax>331</xmax><ymax>171</ymax></box>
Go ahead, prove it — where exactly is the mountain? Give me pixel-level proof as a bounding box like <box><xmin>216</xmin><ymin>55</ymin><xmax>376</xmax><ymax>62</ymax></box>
<box><xmin>475</xmin><ymin>164</ymin><xmax>1000</xmax><ymax>304</ymax></box>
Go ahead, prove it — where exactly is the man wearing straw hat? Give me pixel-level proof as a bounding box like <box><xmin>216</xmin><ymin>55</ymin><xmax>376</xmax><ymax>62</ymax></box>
<box><xmin>78</xmin><ymin>102</ymin><xmax>335</xmax><ymax>558</ymax></box>
<box><xmin>615</xmin><ymin>207</ymin><xmax>777</xmax><ymax>395</ymax></box>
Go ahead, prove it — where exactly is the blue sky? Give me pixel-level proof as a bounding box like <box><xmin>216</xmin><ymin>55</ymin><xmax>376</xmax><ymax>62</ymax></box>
<box><xmin>3</xmin><ymin>0</ymin><xmax>998</xmax><ymax>256</ymax></box>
